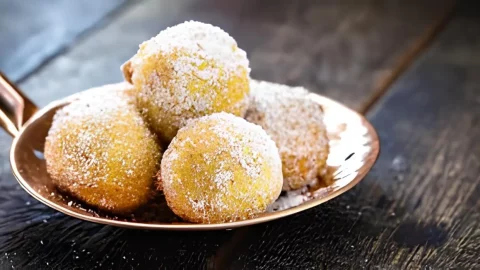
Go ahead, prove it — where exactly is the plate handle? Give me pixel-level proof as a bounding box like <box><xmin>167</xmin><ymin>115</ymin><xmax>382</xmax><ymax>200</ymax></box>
<box><xmin>0</xmin><ymin>72</ymin><xmax>38</xmax><ymax>137</ymax></box>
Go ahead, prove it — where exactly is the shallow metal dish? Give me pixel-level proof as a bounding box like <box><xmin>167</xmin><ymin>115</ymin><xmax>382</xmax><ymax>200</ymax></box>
<box><xmin>1</xmin><ymin>73</ymin><xmax>379</xmax><ymax>231</ymax></box>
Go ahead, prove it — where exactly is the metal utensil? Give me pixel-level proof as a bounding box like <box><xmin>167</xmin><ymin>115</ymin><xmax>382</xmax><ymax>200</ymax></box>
<box><xmin>0</xmin><ymin>72</ymin><xmax>379</xmax><ymax>230</ymax></box>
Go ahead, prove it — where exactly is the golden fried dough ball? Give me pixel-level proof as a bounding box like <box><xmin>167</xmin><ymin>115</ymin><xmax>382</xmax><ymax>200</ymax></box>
<box><xmin>44</xmin><ymin>86</ymin><xmax>162</xmax><ymax>214</ymax></box>
<box><xmin>121</xmin><ymin>20</ymin><xmax>251</xmax><ymax>142</ymax></box>
<box><xmin>245</xmin><ymin>80</ymin><xmax>329</xmax><ymax>191</ymax></box>
<box><xmin>160</xmin><ymin>112</ymin><xmax>282</xmax><ymax>223</ymax></box>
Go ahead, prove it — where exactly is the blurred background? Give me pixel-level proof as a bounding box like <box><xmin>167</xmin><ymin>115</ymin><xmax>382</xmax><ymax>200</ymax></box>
<box><xmin>0</xmin><ymin>0</ymin><xmax>460</xmax><ymax>108</ymax></box>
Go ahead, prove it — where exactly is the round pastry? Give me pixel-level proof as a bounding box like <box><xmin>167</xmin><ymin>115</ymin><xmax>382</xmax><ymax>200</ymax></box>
<box><xmin>122</xmin><ymin>20</ymin><xmax>251</xmax><ymax>142</ymax></box>
<box><xmin>44</xmin><ymin>85</ymin><xmax>162</xmax><ymax>214</ymax></box>
<box><xmin>245</xmin><ymin>80</ymin><xmax>329</xmax><ymax>191</ymax></box>
<box><xmin>160</xmin><ymin>112</ymin><xmax>282</xmax><ymax>223</ymax></box>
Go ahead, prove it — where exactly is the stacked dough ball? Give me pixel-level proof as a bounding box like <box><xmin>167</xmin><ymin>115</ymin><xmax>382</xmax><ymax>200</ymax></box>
<box><xmin>44</xmin><ymin>21</ymin><xmax>329</xmax><ymax>224</ymax></box>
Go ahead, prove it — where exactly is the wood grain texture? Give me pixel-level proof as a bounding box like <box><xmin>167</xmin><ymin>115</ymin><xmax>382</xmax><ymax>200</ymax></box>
<box><xmin>0</xmin><ymin>0</ymin><xmax>472</xmax><ymax>269</ymax></box>
<box><xmin>225</xmin><ymin>2</ymin><xmax>480</xmax><ymax>269</ymax></box>
<box><xmin>18</xmin><ymin>0</ymin><xmax>453</xmax><ymax>109</ymax></box>
<box><xmin>0</xmin><ymin>0</ymin><xmax>129</xmax><ymax>82</ymax></box>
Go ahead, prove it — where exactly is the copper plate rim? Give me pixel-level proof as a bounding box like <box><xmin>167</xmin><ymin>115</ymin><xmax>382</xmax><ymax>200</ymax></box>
<box><xmin>9</xmin><ymin>93</ymin><xmax>380</xmax><ymax>231</ymax></box>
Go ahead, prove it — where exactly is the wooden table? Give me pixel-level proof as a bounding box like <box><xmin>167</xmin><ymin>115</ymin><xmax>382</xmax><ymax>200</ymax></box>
<box><xmin>0</xmin><ymin>0</ymin><xmax>478</xmax><ymax>269</ymax></box>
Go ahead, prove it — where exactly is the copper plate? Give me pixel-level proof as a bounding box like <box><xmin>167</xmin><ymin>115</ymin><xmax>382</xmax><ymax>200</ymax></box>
<box><xmin>5</xmin><ymin>80</ymin><xmax>379</xmax><ymax>231</ymax></box>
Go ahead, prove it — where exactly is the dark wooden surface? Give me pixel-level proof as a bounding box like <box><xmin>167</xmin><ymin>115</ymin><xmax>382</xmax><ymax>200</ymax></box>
<box><xmin>17</xmin><ymin>0</ymin><xmax>453</xmax><ymax>110</ymax></box>
<box><xmin>0</xmin><ymin>0</ymin><xmax>128</xmax><ymax>82</ymax></box>
<box><xmin>1</xmin><ymin>0</ymin><xmax>479</xmax><ymax>269</ymax></box>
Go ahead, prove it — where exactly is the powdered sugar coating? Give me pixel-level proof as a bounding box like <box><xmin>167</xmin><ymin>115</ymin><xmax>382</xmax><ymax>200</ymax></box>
<box><xmin>246</xmin><ymin>80</ymin><xmax>329</xmax><ymax>190</ymax></box>
<box><xmin>44</xmin><ymin>84</ymin><xmax>161</xmax><ymax>214</ymax></box>
<box><xmin>122</xmin><ymin>20</ymin><xmax>251</xmax><ymax>142</ymax></box>
<box><xmin>161</xmin><ymin>112</ymin><xmax>283</xmax><ymax>224</ymax></box>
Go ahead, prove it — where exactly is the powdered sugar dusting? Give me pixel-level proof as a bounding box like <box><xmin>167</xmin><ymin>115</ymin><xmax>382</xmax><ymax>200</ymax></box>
<box><xmin>204</xmin><ymin>114</ymin><xmax>273</xmax><ymax>179</ymax></box>
<box><xmin>214</xmin><ymin>170</ymin><xmax>233</xmax><ymax>188</ymax></box>
<box><xmin>246</xmin><ymin>80</ymin><xmax>330</xmax><ymax>190</ymax></box>
<box><xmin>139</xmin><ymin>21</ymin><xmax>248</xmax><ymax>75</ymax></box>
<box><xmin>267</xmin><ymin>92</ymin><xmax>376</xmax><ymax>212</ymax></box>
<box><xmin>161</xmin><ymin>112</ymin><xmax>283</xmax><ymax>223</ymax></box>
<box><xmin>44</xmin><ymin>85</ymin><xmax>160</xmax><ymax>213</ymax></box>
<box><xmin>124</xmin><ymin>20</ymin><xmax>251</xmax><ymax>140</ymax></box>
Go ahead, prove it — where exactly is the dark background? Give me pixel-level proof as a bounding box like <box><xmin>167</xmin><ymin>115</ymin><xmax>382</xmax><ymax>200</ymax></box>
<box><xmin>0</xmin><ymin>0</ymin><xmax>479</xmax><ymax>269</ymax></box>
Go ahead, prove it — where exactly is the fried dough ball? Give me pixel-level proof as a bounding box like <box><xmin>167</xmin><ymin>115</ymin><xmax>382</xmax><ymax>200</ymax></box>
<box><xmin>44</xmin><ymin>85</ymin><xmax>162</xmax><ymax>214</ymax></box>
<box><xmin>121</xmin><ymin>20</ymin><xmax>251</xmax><ymax>142</ymax></box>
<box><xmin>160</xmin><ymin>112</ymin><xmax>282</xmax><ymax>223</ymax></box>
<box><xmin>245</xmin><ymin>80</ymin><xmax>329</xmax><ymax>191</ymax></box>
